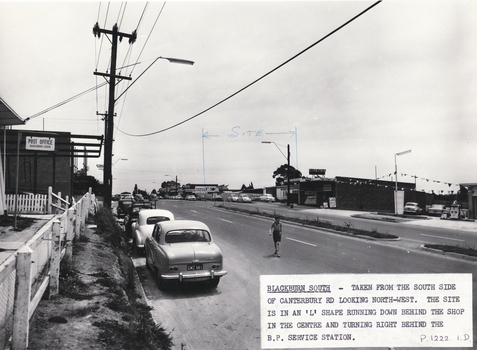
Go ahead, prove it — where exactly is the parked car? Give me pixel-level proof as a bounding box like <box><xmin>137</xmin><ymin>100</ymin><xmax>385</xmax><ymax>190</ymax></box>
<box><xmin>250</xmin><ymin>194</ymin><xmax>261</xmax><ymax>201</ymax></box>
<box><xmin>427</xmin><ymin>204</ymin><xmax>446</xmax><ymax>216</ymax></box>
<box><xmin>117</xmin><ymin>193</ymin><xmax>134</xmax><ymax>217</ymax></box>
<box><xmin>186</xmin><ymin>194</ymin><xmax>196</xmax><ymax>201</ymax></box>
<box><xmin>145</xmin><ymin>220</ymin><xmax>227</xmax><ymax>289</ymax></box>
<box><xmin>260</xmin><ymin>194</ymin><xmax>275</xmax><ymax>202</ymax></box>
<box><xmin>403</xmin><ymin>202</ymin><xmax>422</xmax><ymax>215</ymax></box>
<box><xmin>124</xmin><ymin>202</ymin><xmax>154</xmax><ymax>236</ymax></box>
<box><xmin>212</xmin><ymin>193</ymin><xmax>223</xmax><ymax>201</ymax></box>
<box><xmin>238</xmin><ymin>194</ymin><xmax>252</xmax><ymax>203</ymax></box>
<box><xmin>227</xmin><ymin>194</ymin><xmax>239</xmax><ymax>202</ymax></box>
<box><xmin>131</xmin><ymin>209</ymin><xmax>174</xmax><ymax>253</ymax></box>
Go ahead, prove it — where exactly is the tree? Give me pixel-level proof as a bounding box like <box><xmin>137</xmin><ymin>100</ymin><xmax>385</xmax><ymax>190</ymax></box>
<box><xmin>241</xmin><ymin>182</ymin><xmax>254</xmax><ymax>191</ymax></box>
<box><xmin>272</xmin><ymin>164</ymin><xmax>302</xmax><ymax>186</ymax></box>
<box><xmin>72</xmin><ymin>173</ymin><xmax>102</xmax><ymax>196</ymax></box>
<box><xmin>133</xmin><ymin>184</ymin><xmax>138</xmax><ymax>196</ymax></box>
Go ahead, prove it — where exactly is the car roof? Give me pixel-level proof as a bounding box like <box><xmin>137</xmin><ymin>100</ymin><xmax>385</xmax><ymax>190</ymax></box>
<box><xmin>138</xmin><ymin>209</ymin><xmax>174</xmax><ymax>217</ymax></box>
<box><xmin>138</xmin><ymin>209</ymin><xmax>174</xmax><ymax>224</ymax></box>
<box><xmin>156</xmin><ymin>220</ymin><xmax>210</xmax><ymax>231</ymax></box>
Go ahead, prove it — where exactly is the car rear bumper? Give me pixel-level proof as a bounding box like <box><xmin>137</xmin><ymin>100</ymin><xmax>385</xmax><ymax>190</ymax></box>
<box><xmin>161</xmin><ymin>270</ymin><xmax>227</xmax><ymax>281</ymax></box>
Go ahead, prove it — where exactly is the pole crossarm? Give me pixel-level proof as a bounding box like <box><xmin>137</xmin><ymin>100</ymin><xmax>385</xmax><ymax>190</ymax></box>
<box><xmin>93</xmin><ymin>71</ymin><xmax>132</xmax><ymax>81</ymax></box>
<box><xmin>93</xmin><ymin>22</ymin><xmax>137</xmax><ymax>44</ymax></box>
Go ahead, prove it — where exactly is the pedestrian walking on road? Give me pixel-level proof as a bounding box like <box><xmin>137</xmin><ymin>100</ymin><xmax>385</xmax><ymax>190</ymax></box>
<box><xmin>270</xmin><ymin>216</ymin><xmax>282</xmax><ymax>257</ymax></box>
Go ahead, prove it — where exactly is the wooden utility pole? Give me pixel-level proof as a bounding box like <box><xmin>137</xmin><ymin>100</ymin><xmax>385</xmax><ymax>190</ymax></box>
<box><xmin>93</xmin><ymin>23</ymin><xmax>136</xmax><ymax>209</ymax></box>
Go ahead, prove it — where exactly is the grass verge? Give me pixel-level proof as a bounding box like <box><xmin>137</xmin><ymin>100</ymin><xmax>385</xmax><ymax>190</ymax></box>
<box><xmin>219</xmin><ymin>205</ymin><xmax>399</xmax><ymax>240</ymax></box>
<box><xmin>424</xmin><ymin>244</ymin><xmax>477</xmax><ymax>257</ymax></box>
<box><xmin>94</xmin><ymin>207</ymin><xmax>173</xmax><ymax>350</ymax></box>
<box><xmin>56</xmin><ymin>207</ymin><xmax>173</xmax><ymax>350</ymax></box>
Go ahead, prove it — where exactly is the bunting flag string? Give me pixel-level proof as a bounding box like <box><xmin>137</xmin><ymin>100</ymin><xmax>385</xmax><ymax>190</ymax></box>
<box><xmin>375</xmin><ymin>172</ymin><xmax>459</xmax><ymax>188</ymax></box>
<box><xmin>336</xmin><ymin>172</ymin><xmax>460</xmax><ymax>194</ymax></box>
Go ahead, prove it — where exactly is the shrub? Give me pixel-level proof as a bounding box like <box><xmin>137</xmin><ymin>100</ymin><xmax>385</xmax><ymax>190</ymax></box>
<box><xmin>95</xmin><ymin>207</ymin><xmax>124</xmax><ymax>248</ymax></box>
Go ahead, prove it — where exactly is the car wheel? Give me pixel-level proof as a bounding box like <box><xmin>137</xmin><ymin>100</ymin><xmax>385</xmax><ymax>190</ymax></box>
<box><xmin>156</xmin><ymin>269</ymin><xmax>169</xmax><ymax>290</ymax></box>
<box><xmin>157</xmin><ymin>276</ymin><xmax>169</xmax><ymax>290</ymax></box>
<box><xmin>209</xmin><ymin>277</ymin><xmax>220</xmax><ymax>288</ymax></box>
<box><xmin>145</xmin><ymin>254</ymin><xmax>152</xmax><ymax>270</ymax></box>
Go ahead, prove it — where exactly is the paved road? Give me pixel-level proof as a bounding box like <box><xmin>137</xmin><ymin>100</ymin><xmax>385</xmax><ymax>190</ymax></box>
<box><xmin>132</xmin><ymin>200</ymin><xmax>476</xmax><ymax>350</ymax></box>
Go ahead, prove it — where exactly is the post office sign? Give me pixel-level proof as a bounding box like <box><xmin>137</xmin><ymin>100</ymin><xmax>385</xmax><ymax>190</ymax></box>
<box><xmin>25</xmin><ymin>136</ymin><xmax>55</xmax><ymax>151</ymax></box>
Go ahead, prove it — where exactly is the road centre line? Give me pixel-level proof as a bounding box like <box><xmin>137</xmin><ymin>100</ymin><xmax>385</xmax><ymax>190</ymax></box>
<box><xmin>419</xmin><ymin>233</ymin><xmax>464</xmax><ymax>242</ymax></box>
<box><xmin>286</xmin><ymin>237</ymin><xmax>317</xmax><ymax>247</ymax></box>
<box><xmin>221</xmin><ymin>218</ymin><xmax>234</xmax><ymax>224</ymax></box>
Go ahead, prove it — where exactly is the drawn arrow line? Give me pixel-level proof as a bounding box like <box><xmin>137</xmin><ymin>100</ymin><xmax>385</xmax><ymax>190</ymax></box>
<box><xmin>202</xmin><ymin>131</ymin><xmax>219</xmax><ymax>139</ymax></box>
<box><xmin>266</xmin><ymin>130</ymin><xmax>296</xmax><ymax>138</ymax></box>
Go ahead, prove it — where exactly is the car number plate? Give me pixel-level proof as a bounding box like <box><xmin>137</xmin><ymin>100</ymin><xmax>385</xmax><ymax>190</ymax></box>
<box><xmin>187</xmin><ymin>264</ymin><xmax>203</xmax><ymax>271</ymax></box>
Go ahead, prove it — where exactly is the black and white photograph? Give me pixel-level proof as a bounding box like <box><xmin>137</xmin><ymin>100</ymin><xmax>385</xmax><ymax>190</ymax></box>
<box><xmin>0</xmin><ymin>1</ymin><xmax>476</xmax><ymax>349</ymax></box>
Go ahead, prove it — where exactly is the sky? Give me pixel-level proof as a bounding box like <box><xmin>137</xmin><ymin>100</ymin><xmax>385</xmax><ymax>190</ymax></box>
<box><xmin>1</xmin><ymin>1</ymin><xmax>476</xmax><ymax>195</ymax></box>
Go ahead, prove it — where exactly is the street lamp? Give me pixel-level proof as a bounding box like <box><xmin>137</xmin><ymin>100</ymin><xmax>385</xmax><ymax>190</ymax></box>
<box><xmin>100</xmin><ymin>51</ymin><xmax>193</xmax><ymax>210</ymax></box>
<box><xmin>112</xmin><ymin>158</ymin><xmax>127</xmax><ymax>167</ymax></box>
<box><xmin>158</xmin><ymin>56</ymin><xmax>194</xmax><ymax>65</ymax></box>
<box><xmin>262</xmin><ymin>141</ymin><xmax>291</xmax><ymax>206</ymax></box>
<box><xmin>394</xmin><ymin>149</ymin><xmax>412</xmax><ymax>214</ymax></box>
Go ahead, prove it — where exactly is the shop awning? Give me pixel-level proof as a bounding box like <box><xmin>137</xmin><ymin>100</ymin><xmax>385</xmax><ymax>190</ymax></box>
<box><xmin>0</xmin><ymin>97</ymin><xmax>25</xmax><ymax>126</ymax></box>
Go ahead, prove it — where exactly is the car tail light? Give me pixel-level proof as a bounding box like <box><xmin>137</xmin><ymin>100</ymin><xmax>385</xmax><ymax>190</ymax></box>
<box><xmin>169</xmin><ymin>266</ymin><xmax>179</xmax><ymax>272</ymax></box>
<box><xmin>211</xmin><ymin>264</ymin><xmax>221</xmax><ymax>270</ymax></box>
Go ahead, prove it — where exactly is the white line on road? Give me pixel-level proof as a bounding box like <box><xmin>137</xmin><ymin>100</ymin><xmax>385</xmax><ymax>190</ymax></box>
<box><xmin>191</xmin><ymin>210</ymin><xmax>198</xmax><ymax>213</ymax></box>
<box><xmin>286</xmin><ymin>237</ymin><xmax>317</xmax><ymax>247</ymax></box>
<box><xmin>420</xmin><ymin>233</ymin><xmax>464</xmax><ymax>242</ymax></box>
<box><xmin>221</xmin><ymin>218</ymin><xmax>234</xmax><ymax>224</ymax></box>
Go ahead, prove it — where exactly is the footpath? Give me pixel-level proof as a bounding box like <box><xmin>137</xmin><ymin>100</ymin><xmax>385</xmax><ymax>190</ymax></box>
<box><xmin>0</xmin><ymin>214</ymin><xmax>55</xmax><ymax>265</ymax></box>
<box><xmin>273</xmin><ymin>204</ymin><xmax>477</xmax><ymax>233</ymax></box>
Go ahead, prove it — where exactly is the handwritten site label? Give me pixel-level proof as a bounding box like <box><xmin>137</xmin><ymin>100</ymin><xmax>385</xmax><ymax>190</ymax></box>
<box><xmin>260</xmin><ymin>274</ymin><xmax>472</xmax><ymax>348</ymax></box>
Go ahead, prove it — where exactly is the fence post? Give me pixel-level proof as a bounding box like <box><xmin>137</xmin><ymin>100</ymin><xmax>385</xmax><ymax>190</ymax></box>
<box><xmin>66</xmin><ymin>208</ymin><xmax>75</xmax><ymax>257</ymax></box>
<box><xmin>88</xmin><ymin>188</ymin><xmax>94</xmax><ymax>215</ymax></box>
<box><xmin>81</xmin><ymin>197</ymin><xmax>87</xmax><ymax>233</ymax></box>
<box><xmin>75</xmin><ymin>202</ymin><xmax>82</xmax><ymax>237</ymax></box>
<box><xmin>86</xmin><ymin>191</ymin><xmax>91</xmax><ymax>217</ymax></box>
<box><xmin>47</xmin><ymin>186</ymin><xmax>52</xmax><ymax>214</ymax></box>
<box><xmin>49</xmin><ymin>220</ymin><xmax>62</xmax><ymax>296</ymax></box>
<box><xmin>12</xmin><ymin>246</ymin><xmax>32</xmax><ymax>350</ymax></box>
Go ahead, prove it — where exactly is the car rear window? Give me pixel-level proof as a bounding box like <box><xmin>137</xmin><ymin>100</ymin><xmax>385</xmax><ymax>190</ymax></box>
<box><xmin>165</xmin><ymin>229</ymin><xmax>211</xmax><ymax>243</ymax></box>
<box><xmin>147</xmin><ymin>216</ymin><xmax>171</xmax><ymax>225</ymax></box>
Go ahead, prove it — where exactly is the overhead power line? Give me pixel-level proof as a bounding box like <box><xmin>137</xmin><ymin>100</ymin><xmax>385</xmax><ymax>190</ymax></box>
<box><xmin>118</xmin><ymin>0</ymin><xmax>382</xmax><ymax>137</ymax></box>
<box><xmin>25</xmin><ymin>82</ymin><xmax>108</xmax><ymax>121</ymax></box>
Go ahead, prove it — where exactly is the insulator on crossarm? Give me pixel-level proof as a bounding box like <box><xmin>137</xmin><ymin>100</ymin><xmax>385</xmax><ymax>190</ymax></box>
<box><xmin>129</xmin><ymin>30</ymin><xmax>137</xmax><ymax>44</ymax></box>
<box><xmin>93</xmin><ymin>22</ymin><xmax>100</xmax><ymax>38</ymax></box>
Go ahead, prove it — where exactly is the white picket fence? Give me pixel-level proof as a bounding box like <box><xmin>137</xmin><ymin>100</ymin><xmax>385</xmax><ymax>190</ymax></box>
<box><xmin>0</xmin><ymin>189</ymin><xmax>96</xmax><ymax>350</ymax></box>
<box><xmin>5</xmin><ymin>187</ymin><xmax>70</xmax><ymax>214</ymax></box>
